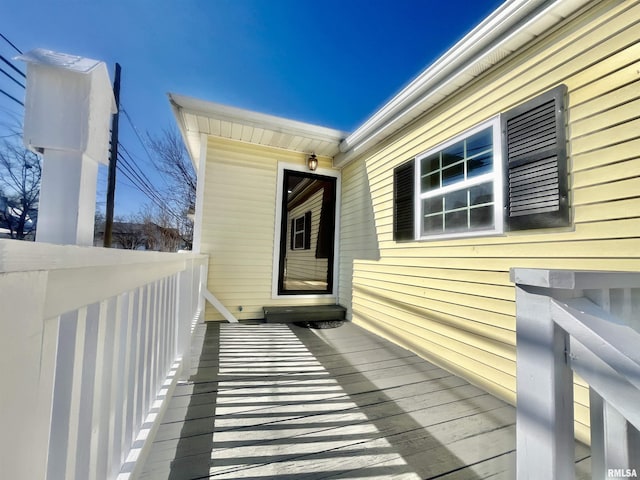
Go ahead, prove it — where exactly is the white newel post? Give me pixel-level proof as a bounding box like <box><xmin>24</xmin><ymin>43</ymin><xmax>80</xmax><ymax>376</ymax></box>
<box><xmin>37</xmin><ymin>150</ymin><xmax>99</xmax><ymax>245</ymax></box>
<box><xmin>176</xmin><ymin>259</ymin><xmax>194</xmax><ymax>379</ymax></box>
<box><xmin>18</xmin><ymin>48</ymin><xmax>116</xmax><ymax>245</ymax></box>
<box><xmin>512</xmin><ymin>270</ymin><xmax>576</xmax><ymax>480</ymax></box>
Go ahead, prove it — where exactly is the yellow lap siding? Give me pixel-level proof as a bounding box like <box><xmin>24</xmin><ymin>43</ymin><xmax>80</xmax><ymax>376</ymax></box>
<box><xmin>572</xmin><ymin>138</ymin><xmax>640</xmax><ymax>171</ymax></box>
<box><xmin>571</xmin><ymin>97</ymin><xmax>640</xmax><ymax>139</ymax></box>
<box><xmin>574</xmin><ymin>177</ymin><xmax>640</xmax><ymax>205</ymax></box>
<box><xmin>571</xmin><ymin>61</ymin><xmax>640</xmax><ymax>107</ymax></box>
<box><xmin>572</xmin><ymin>118</ymin><xmax>640</xmax><ymax>154</ymax></box>
<box><xmin>571</xmin><ymin>81</ymin><xmax>640</xmax><ymax>127</ymax></box>
<box><xmin>353</xmin><ymin>271</ymin><xmax>515</xmax><ymax>330</ymax></box>
<box><xmin>573</xmin><ymin>158</ymin><xmax>640</xmax><ymax>188</ymax></box>
<box><xmin>352</xmin><ymin>285</ymin><xmax>515</xmax><ymax>347</ymax></box>
<box><xmin>576</xmin><ymin>198</ymin><xmax>640</xmax><ymax>223</ymax></box>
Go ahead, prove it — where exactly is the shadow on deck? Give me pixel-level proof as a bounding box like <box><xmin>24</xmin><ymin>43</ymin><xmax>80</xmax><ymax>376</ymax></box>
<box><xmin>140</xmin><ymin>321</ymin><xmax>590</xmax><ymax>479</ymax></box>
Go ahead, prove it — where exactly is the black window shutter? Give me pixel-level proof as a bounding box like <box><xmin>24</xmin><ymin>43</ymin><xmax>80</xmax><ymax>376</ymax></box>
<box><xmin>393</xmin><ymin>160</ymin><xmax>415</xmax><ymax>241</ymax></box>
<box><xmin>315</xmin><ymin>184</ymin><xmax>335</xmax><ymax>259</ymax></box>
<box><xmin>304</xmin><ymin>211</ymin><xmax>312</xmax><ymax>249</ymax></box>
<box><xmin>502</xmin><ymin>85</ymin><xmax>570</xmax><ymax>230</ymax></box>
<box><xmin>290</xmin><ymin>219</ymin><xmax>295</xmax><ymax>249</ymax></box>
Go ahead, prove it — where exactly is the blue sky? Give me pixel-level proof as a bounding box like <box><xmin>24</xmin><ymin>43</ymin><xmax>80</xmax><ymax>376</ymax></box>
<box><xmin>1</xmin><ymin>0</ymin><xmax>503</xmax><ymax>217</ymax></box>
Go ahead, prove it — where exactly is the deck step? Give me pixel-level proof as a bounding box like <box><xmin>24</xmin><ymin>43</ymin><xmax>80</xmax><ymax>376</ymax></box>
<box><xmin>263</xmin><ymin>304</ymin><xmax>346</xmax><ymax>323</ymax></box>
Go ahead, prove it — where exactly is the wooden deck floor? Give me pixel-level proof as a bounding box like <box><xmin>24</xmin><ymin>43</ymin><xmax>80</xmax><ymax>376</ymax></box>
<box><xmin>140</xmin><ymin>321</ymin><xmax>591</xmax><ymax>479</ymax></box>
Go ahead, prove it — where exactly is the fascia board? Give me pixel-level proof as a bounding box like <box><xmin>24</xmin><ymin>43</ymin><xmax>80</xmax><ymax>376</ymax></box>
<box><xmin>168</xmin><ymin>94</ymin><xmax>200</xmax><ymax>170</ymax></box>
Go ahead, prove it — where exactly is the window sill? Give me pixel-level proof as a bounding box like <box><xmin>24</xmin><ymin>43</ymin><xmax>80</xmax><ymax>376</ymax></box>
<box><xmin>415</xmin><ymin>228</ymin><xmax>505</xmax><ymax>243</ymax></box>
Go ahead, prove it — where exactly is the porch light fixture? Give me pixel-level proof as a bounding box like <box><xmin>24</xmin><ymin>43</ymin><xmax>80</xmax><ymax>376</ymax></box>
<box><xmin>307</xmin><ymin>153</ymin><xmax>318</xmax><ymax>171</ymax></box>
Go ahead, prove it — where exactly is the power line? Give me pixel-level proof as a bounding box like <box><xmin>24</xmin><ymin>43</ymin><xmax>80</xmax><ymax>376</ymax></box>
<box><xmin>0</xmin><ymin>88</ymin><xmax>23</xmax><ymax>107</ymax></box>
<box><xmin>0</xmin><ymin>54</ymin><xmax>25</xmax><ymax>79</ymax></box>
<box><xmin>116</xmin><ymin>157</ymin><xmax>183</xmax><ymax>222</ymax></box>
<box><xmin>0</xmin><ymin>34</ymin><xmax>25</xmax><ymax>110</ymax></box>
<box><xmin>119</xmin><ymin>105</ymin><xmax>172</xmax><ymax>191</ymax></box>
<box><xmin>0</xmin><ymin>66</ymin><xmax>25</xmax><ymax>89</ymax></box>
<box><xmin>117</xmin><ymin>141</ymin><xmax>164</xmax><ymax>192</ymax></box>
<box><xmin>0</xmin><ymin>33</ymin><xmax>22</xmax><ymax>55</ymax></box>
<box><xmin>118</xmin><ymin>151</ymin><xmax>161</xmax><ymax>204</ymax></box>
<box><xmin>120</xmin><ymin>105</ymin><xmax>161</xmax><ymax>170</ymax></box>
<box><xmin>117</xmin><ymin>147</ymin><xmax>182</xmax><ymax>222</ymax></box>
<box><xmin>116</xmin><ymin>162</ymin><xmax>160</xmax><ymax>205</ymax></box>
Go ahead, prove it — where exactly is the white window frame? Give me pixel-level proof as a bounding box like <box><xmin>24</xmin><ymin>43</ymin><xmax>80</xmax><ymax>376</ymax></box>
<box><xmin>414</xmin><ymin>116</ymin><xmax>503</xmax><ymax>240</ymax></box>
<box><xmin>292</xmin><ymin>213</ymin><xmax>307</xmax><ymax>250</ymax></box>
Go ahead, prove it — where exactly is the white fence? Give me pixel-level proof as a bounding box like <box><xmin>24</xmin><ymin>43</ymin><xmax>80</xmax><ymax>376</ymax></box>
<box><xmin>0</xmin><ymin>240</ymin><xmax>208</xmax><ymax>480</ymax></box>
<box><xmin>512</xmin><ymin>268</ymin><xmax>640</xmax><ymax>480</ymax></box>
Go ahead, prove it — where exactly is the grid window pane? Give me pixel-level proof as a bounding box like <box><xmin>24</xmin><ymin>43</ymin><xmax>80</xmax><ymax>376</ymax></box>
<box><xmin>421</xmin><ymin>172</ymin><xmax>440</xmax><ymax>191</ymax></box>
<box><xmin>442</xmin><ymin>163</ymin><xmax>464</xmax><ymax>186</ymax></box>
<box><xmin>470</xmin><ymin>182</ymin><xmax>493</xmax><ymax>206</ymax></box>
<box><xmin>468</xmin><ymin>151</ymin><xmax>493</xmax><ymax>177</ymax></box>
<box><xmin>445</xmin><ymin>210</ymin><xmax>468</xmax><ymax>232</ymax></box>
<box><xmin>466</xmin><ymin>128</ymin><xmax>492</xmax><ymax>157</ymax></box>
<box><xmin>470</xmin><ymin>205</ymin><xmax>493</xmax><ymax>228</ymax></box>
<box><xmin>423</xmin><ymin>214</ymin><xmax>443</xmax><ymax>234</ymax></box>
<box><xmin>442</xmin><ymin>143</ymin><xmax>464</xmax><ymax>167</ymax></box>
<box><xmin>424</xmin><ymin>196</ymin><xmax>443</xmax><ymax>215</ymax></box>
<box><xmin>445</xmin><ymin>190</ymin><xmax>467</xmax><ymax>210</ymax></box>
<box><xmin>421</xmin><ymin>154</ymin><xmax>440</xmax><ymax>175</ymax></box>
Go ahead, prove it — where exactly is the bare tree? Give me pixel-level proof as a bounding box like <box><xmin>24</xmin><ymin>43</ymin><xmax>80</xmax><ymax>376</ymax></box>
<box><xmin>0</xmin><ymin>139</ymin><xmax>41</xmax><ymax>240</ymax></box>
<box><xmin>110</xmin><ymin>222</ymin><xmax>148</xmax><ymax>250</ymax></box>
<box><xmin>147</xmin><ymin>128</ymin><xmax>196</xmax><ymax>249</ymax></box>
<box><xmin>137</xmin><ymin>205</ymin><xmax>183</xmax><ymax>252</ymax></box>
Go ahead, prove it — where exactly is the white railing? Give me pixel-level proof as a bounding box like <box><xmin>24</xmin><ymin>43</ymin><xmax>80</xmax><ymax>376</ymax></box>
<box><xmin>512</xmin><ymin>268</ymin><xmax>640</xmax><ymax>480</ymax></box>
<box><xmin>0</xmin><ymin>240</ymin><xmax>208</xmax><ymax>480</ymax></box>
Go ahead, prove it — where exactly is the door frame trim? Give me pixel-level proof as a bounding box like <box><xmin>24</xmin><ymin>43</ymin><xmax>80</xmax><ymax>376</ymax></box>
<box><xmin>271</xmin><ymin>162</ymin><xmax>341</xmax><ymax>300</ymax></box>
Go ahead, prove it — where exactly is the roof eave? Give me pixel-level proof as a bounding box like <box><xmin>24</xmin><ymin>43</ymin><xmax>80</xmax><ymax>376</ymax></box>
<box><xmin>168</xmin><ymin>93</ymin><xmax>348</xmax><ymax>169</ymax></box>
<box><xmin>168</xmin><ymin>94</ymin><xmax>200</xmax><ymax>172</ymax></box>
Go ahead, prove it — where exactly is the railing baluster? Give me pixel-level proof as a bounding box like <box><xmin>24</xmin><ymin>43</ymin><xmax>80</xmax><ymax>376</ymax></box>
<box><xmin>74</xmin><ymin>302</ymin><xmax>100</xmax><ymax>480</ymax></box>
<box><xmin>589</xmin><ymin>388</ymin><xmax>606</xmax><ymax>480</ymax></box>
<box><xmin>108</xmin><ymin>293</ymin><xmax>126</xmax><ymax>479</ymax></box>
<box><xmin>604</xmin><ymin>402</ymin><xmax>633</xmax><ymax>472</ymax></box>
<box><xmin>176</xmin><ymin>262</ymin><xmax>195</xmax><ymax>379</ymax></box>
<box><xmin>136</xmin><ymin>285</ymin><xmax>148</xmax><ymax>432</ymax></box>
<box><xmin>126</xmin><ymin>287</ymin><xmax>142</xmax><ymax>450</ymax></box>
<box><xmin>93</xmin><ymin>297</ymin><xmax>116</xmax><ymax>479</ymax></box>
<box><xmin>48</xmin><ymin>312</ymin><xmax>75</xmax><ymax>480</ymax></box>
<box><xmin>148</xmin><ymin>281</ymin><xmax>158</xmax><ymax>407</ymax></box>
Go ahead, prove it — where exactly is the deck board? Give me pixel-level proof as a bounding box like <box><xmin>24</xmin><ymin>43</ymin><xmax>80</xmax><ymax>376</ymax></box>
<box><xmin>140</xmin><ymin>321</ymin><xmax>590</xmax><ymax>479</ymax></box>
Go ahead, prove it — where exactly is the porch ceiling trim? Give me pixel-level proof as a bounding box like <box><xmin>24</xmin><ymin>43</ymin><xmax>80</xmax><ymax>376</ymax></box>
<box><xmin>169</xmin><ymin>93</ymin><xmax>348</xmax><ymax>171</ymax></box>
<box><xmin>334</xmin><ymin>0</ymin><xmax>594</xmax><ymax>167</ymax></box>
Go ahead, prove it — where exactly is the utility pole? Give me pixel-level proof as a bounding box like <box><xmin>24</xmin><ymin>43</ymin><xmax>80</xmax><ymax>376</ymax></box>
<box><xmin>103</xmin><ymin>62</ymin><xmax>121</xmax><ymax>247</ymax></box>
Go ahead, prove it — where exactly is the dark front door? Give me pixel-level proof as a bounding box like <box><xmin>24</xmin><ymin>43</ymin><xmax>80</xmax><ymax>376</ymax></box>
<box><xmin>277</xmin><ymin>170</ymin><xmax>336</xmax><ymax>295</ymax></box>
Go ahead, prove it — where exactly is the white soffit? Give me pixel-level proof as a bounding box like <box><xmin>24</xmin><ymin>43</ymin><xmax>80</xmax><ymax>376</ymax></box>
<box><xmin>334</xmin><ymin>0</ymin><xmax>594</xmax><ymax>167</ymax></box>
<box><xmin>169</xmin><ymin>93</ymin><xmax>348</xmax><ymax>169</ymax></box>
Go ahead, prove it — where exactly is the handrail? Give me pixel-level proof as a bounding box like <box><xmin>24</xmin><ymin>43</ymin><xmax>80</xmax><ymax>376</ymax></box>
<box><xmin>512</xmin><ymin>268</ymin><xmax>640</xmax><ymax>480</ymax></box>
<box><xmin>0</xmin><ymin>239</ymin><xmax>208</xmax><ymax>480</ymax></box>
